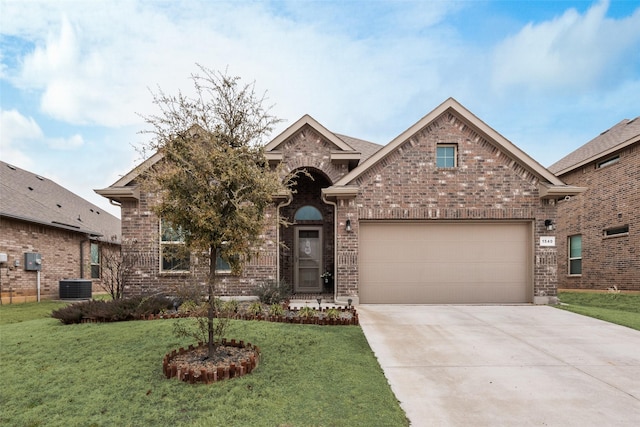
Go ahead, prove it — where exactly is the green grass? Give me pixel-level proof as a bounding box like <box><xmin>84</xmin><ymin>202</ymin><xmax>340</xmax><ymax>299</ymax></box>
<box><xmin>0</xmin><ymin>302</ymin><xmax>408</xmax><ymax>427</ymax></box>
<box><xmin>557</xmin><ymin>291</ymin><xmax>640</xmax><ymax>331</ymax></box>
<box><xmin>0</xmin><ymin>300</ymin><xmax>70</xmax><ymax>325</ymax></box>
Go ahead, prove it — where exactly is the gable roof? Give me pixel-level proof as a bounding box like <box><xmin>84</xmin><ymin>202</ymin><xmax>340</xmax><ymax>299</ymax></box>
<box><xmin>548</xmin><ymin>117</ymin><xmax>640</xmax><ymax>175</ymax></box>
<box><xmin>331</xmin><ymin>97</ymin><xmax>566</xmax><ymax>189</ymax></box>
<box><xmin>95</xmin><ymin>151</ymin><xmax>161</xmax><ymax>202</ymax></box>
<box><xmin>97</xmin><ymin>119</ymin><xmax>383</xmax><ymax>203</ymax></box>
<box><xmin>1</xmin><ymin>161</ymin><xmax>121</xmax><ymax>243</ymax></box>
<box><xmin>264</xmin><ymin>114</ymin><xmax>358</xmax><ymax>153</ymax></box>
<box><xmin>263</xmin><ymin>114</ymin><xmax>382</xmax><ymax>169</ymax></box>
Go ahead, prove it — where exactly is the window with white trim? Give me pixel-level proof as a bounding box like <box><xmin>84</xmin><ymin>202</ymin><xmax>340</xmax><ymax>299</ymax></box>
<box><xmin>160</xmin><ymin>220</ymin><xmax>190</xmax><ymax>272</ymax></box>
<box><xmin>90</xmin><ymin>242</ymin><xmax>100</xmax><ymax>279</ymax></box>
<box><xmin>568</xmin><ymin>235</ymin><xmax>582</xmax><ymax>275</ymax></box>
<box><xmin>436</xmin><ymin>144</ymin><xmax>457</xmax><ymax>168</ymax></box>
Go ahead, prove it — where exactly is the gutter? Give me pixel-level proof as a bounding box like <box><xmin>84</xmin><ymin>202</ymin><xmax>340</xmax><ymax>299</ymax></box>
<box><xmin>0</xmin><ymin>213</ymin><xmax>100</xmax><ymax>236</ymax></box>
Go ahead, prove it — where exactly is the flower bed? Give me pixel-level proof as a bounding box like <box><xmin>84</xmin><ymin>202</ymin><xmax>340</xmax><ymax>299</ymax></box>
<box><xmin>152</xmin><ymin>305</ymin><xmax>359</xmax><ymax>325</ymax></box>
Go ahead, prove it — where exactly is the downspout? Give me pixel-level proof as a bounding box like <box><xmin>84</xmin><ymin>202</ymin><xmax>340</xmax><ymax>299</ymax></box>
<box><xmin>276</xmin><ymin>195</ymin><xmax>292</xmax><ymax>283</ymax></box>
<box><xmin>80</xmin><ymin>239</ymin><xmax>86</xmax><ymax>278</ymax></box>
<box><xmin>321</xmin><ymin>193</ymin><xmax>340</xmax><ymax>305</ymax></box>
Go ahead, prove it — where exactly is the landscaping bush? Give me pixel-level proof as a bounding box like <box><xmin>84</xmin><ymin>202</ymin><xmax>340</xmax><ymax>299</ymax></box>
<box><xmin>253</xmin><ymin>279</ymin><xmax>292</xmax><ymax>304</ymax></box>
<box><xmin>51</xmin><ymin>295</ymin><xmax>174</xmax><ymax>324</ymax></box>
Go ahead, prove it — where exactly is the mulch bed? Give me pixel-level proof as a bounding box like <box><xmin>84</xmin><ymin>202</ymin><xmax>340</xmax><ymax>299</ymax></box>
<box><xmin>163</xmin><ymin>339</ymin><xmax>259</xmax><ymax>384</ymax></box>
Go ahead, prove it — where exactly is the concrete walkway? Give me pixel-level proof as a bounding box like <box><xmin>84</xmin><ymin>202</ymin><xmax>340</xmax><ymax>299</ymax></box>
<box><xmin>357</xmin><ymin>305</ymin><xmax>640</xmax><ymax>427</ymax></box>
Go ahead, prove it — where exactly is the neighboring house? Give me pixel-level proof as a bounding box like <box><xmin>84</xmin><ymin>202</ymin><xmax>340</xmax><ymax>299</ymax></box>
<box><xmin>549</xmin><ymin>117</ymin><xmax>639</xmax><ymax>291</ymax></box>
<box><xmin>0</xmin><ymin>161</ymin><xmax>121</xmax><ymax>303</ymax></box>
<box><xmin>97</xmin><ymin>98</ymin><xmax>583</xmax><ymax>304</ymax></box>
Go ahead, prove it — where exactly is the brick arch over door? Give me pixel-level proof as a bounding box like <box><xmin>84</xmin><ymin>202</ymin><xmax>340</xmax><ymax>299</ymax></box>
<box><xmin>283</xmin><ymin>155</ymin><xmax>345</xmax><ymax>184</ymax></box>
<box><xmin>280</xmin><ymin>168</ymin><xmax>334</xmax><ymax>290</ymax></box>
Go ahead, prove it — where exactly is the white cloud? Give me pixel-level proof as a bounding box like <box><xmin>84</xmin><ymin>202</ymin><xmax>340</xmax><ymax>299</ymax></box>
<box><xmin>0</xmin><ymin>109</ymin><xmax>43</xmax><ymax>143</ymax></box>
<box><xmin>46</xmin><ymin>133</ymin><xmax>84</xmax><ymax>150</ymax></box>
<box><xmin>1</xmin><ymin>0</ymin><xmax>639</xmax><ymax>180</ymax></box>
<box><xmin>2</xmin><ymin>0</ymin><xmax>465</xmax><ymax>137</ymax></box>
<box><xmin>491</xmin><ymin>0</ymin><xmax>640</xmax><ymax>94</ymax></box>
<box><xmin>0</xmin><ymin>108</ymin><xmax>85</xmax><ymax>176</ymax></box>
<box><xmin>0</xmin><ymin>109</ymin><xmax>42</xmax><ymax>168</ymax></box>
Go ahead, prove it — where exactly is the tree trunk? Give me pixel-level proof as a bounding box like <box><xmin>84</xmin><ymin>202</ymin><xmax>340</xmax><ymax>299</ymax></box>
<box><xmin>207</xmin><ymin>245</ymin><xmax>217</xmax><ymax>359</ymax></box>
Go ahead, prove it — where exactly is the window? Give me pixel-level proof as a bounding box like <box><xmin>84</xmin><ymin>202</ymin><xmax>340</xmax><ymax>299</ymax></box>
<box><xmin>604</xmin><ymin>225</ymin><xmax>629</xmax><ymax>238</ymax></box>
<box><xmin>294</xmin><ymin>205</ymin><xmax>323</xmax><ymax>221</ymax></box>
<box><xmin>90</xmin><ymin>242</ymin><xmax>100</xmax><ymax>279</ymax></box>
<box><xmin>568</xmin><ymin>235</ymin><xmax>582</xmax><ymax>275</ymax></box>
<box><xmin>160</xmin><ymin>220</ymin><xmax>190</xmax><ymax>272</ymax></box>
<box><xmin>597</xmin><ymin>155</ymin><xmax>619</xmax><ymax>169</ymax></box>
<box><xmin>215</xmin><ymin>251</ymin><xmax>232</xmax><ymax>273</ymax></box>
<box><xmin>436</xmin><ymin>144</ymin><xmax>457</xmax><ymax>168</ymax></box>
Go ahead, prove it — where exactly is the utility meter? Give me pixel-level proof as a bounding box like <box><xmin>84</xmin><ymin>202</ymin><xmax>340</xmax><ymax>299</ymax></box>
<box><xmin>24</xmin><ymin>253</ymin><xmax>42</xmax><ymax>271</ymax></box>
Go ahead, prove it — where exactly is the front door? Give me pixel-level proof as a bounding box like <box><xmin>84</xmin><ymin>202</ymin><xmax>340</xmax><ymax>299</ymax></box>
<box><xmin>294</xmin><ymin>226</ymin><xmax>323</xmax><ymax>293</ymax></box>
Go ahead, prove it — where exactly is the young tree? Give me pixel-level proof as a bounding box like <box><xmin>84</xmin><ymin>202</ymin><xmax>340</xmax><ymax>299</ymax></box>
<box><xmin>97</xmin><ymin>243</ymin><xmax>128</xmax><ymax>300</ymax></box>
<box><xmin>139</xmin><ymin>65</ymin><xmax>286</xmax><ymax>358</ymax></box>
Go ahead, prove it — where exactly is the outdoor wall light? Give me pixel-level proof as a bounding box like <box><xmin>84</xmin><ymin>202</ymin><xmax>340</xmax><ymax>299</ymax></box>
<box><xmin>345</xmin><ymin>219</ymin><xmax>352</xmax><ymax>232</ymax></box>
<box><xmin>544</xmin><ymin>219</ymin><xmax>555</xmax><ymax>231</ymax></box>
<box><xmin>347</xmin><ymin>298</ymin><xmax>352</xmax><ymax>309</ymax></box>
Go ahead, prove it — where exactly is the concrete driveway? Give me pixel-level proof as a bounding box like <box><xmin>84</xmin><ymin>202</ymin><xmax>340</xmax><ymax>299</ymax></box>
<box><xmin>357</xmin><ymin>305</ymin><xmax>640</xmax><ymax>427</ymax></box>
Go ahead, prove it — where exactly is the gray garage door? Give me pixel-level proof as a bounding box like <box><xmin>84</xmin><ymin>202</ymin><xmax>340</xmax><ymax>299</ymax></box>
<box><xmin>359</xmin><ymin>222</ymin><xmax>532</xmax><ymax>304</ymax></box>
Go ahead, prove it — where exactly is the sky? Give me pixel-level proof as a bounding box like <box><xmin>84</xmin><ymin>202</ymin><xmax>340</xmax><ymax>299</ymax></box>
<box><xmin>1</xmin><ymin>0</ymin><xmax>639</xmax><ymax>218</ymax></box>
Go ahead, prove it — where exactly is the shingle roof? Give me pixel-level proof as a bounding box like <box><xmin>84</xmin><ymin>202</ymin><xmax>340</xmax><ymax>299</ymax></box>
<box><xmin>335</xmin><ymin>134</ymin><xmax>382</xmax><ymax>161</ymax></box>
<box><xmin>0</xmin><ymin>161</ymin><xmax>121</xmax><ymax>243</ymax></box>
<box><xmin>548</xmin><ymin>117</ymin><xmax>640</xmax><ymax>175</ymax></box>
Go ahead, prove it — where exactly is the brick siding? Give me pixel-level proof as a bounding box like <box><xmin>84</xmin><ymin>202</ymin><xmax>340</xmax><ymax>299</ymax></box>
<box><xmin>334</xmin><ymin>112</ymin><xmax>559</xmax><ymax>300</ymax></box>
<box><xmin>556</xmin><ymin>143</ymin><xmax>639</xmax><ymax>291</ymax></box>
<box><xmin>0</xmin><ymin>217</ymin><xmax>118</xmax><ymax>303</ymax></box>
<box><xmin>117</xmin><ymin>112</ymin><xmax>561</xmax><ymax>302</ymax></box>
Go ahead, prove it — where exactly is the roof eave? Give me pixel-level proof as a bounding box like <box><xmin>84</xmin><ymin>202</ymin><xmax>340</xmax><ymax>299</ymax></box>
<box><xmin>109</xmin><ymin>151</ymin><xmax>164</xmax><ymax>188</ymax></box>
<box><xmin>553</xmin><ymin>136</ymin><xmax>640</xmax><ymax>176</ymax></box>
<box><xmin>94</xmin><ymin>186</ymin><xmax>140</xmax><ymax>202</ymax></box>
<box><xmin>321</xmin><ymin>186</ymin><xmax>359</xmax><ymax>199</ymax></box>
<box><xmin>537</xmin><ymin>183</ymin><xmax>588</xmax><ymax>199</ymax></box>
<box><xmin>0</xmin><ymin>212</ymin><xmax>101</xmax><ymax>236</ymax></box>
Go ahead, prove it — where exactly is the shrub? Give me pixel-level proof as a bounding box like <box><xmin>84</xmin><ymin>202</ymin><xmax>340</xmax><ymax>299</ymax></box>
<box><xmin>254</xmin><ymin>280</ymin><xmax>292</xmax><ymax>304</ymax></box>
<box><xmin>222</xmin><ymin>299</ymin><xmax>239</xmax><ymax>315</ymax></box>
<box><xmin>325</xmin><ymin>308</ymin><xmax>341</xmax><ymax>319</ymax></box>
<box><xmin>298</xmin><ymin>306</ymin><xmax>316</xmax><ymax>319</ymax></box>
<box><xmin>51</xmin><ymin>295</ymin><xmax>173</xmax><ymax>324</ymax></box>
<box><xmin>248</xmin><ymin>301</ymin><xmax>264</xmax><ymax>316</ymax></box>
<box><xmin>268</xmin><ymin>303</ymin><xmax>284</xmax><ymax>317</ymax></box>
<box><xmin>178</xmin><ymin>300</ymin><xmax>200</xmax><ymax>314</ymax></box>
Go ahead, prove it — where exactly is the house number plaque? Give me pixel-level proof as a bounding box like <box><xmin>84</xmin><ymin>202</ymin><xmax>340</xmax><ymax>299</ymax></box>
<box><xmin>539</xmin><ymin>236</ymin><xmax>556</xmax><ymax>247</ymax></box>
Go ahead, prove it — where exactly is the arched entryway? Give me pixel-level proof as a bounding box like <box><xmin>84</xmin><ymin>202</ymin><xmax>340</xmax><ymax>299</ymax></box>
<box><xmin>280</xmin><ymin>169</ymin><xmax>334</xmax><ymax>294</ymax></box>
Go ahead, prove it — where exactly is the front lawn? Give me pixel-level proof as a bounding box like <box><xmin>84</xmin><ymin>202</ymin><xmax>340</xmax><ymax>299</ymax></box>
<box><xmin>556</xmin><ymin>291</ymin><xmax>640</xmax><ymax>331</ymax></box>
<box><xmin>0</xmin><ymin>299</ymin><xmax>70</xmax><ymax>325</ymax></box>
<box><xmin>0</xmin><ymin>302</ymin><xmax>408</xmax><ymax>427</ymax></box>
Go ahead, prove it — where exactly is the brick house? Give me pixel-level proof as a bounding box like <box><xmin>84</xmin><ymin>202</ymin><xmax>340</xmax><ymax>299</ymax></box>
<box><xmin>0</xmin><ymin>161</ymin><xmax>121</xmax><ymax>303</ymax></box>
<box><xmin>97</xmin><ymin>98</ymin><xmax>584</xmax><ymax>304</ymax></box>
<box><xmin>549</xmin><ymin>116</ymin><xmax>639</xmax><ymax>291</ymax></box>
